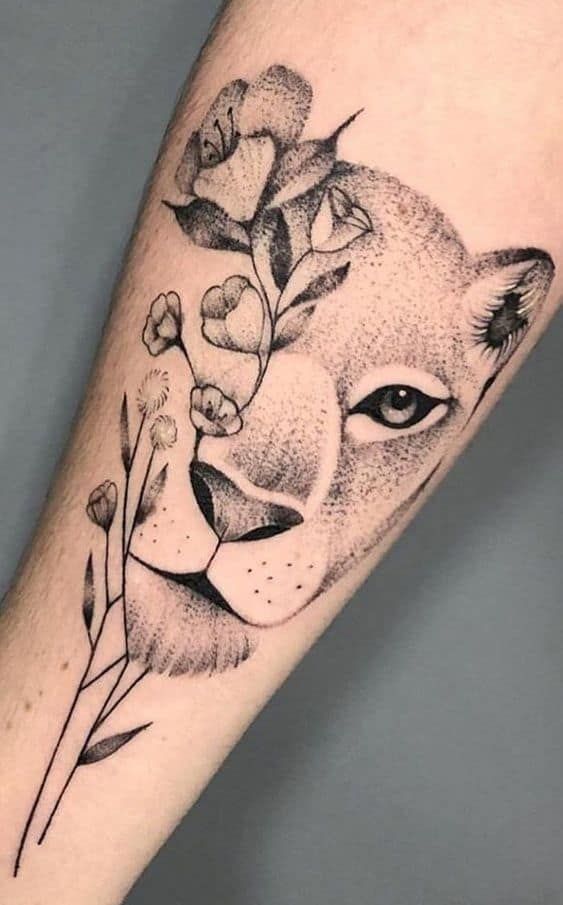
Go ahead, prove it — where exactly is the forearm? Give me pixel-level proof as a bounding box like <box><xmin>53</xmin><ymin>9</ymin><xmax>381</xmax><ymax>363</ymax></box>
<box><xmin>1</xmin><ymin>0</ymin><xmax>562</xmax><ymax>902</ymax></box>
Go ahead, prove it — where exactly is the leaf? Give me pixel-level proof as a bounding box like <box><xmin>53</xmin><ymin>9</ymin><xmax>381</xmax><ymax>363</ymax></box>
<box><xmin>78</xmin><ymin>723</ymin><xmax>152</xmax><ymax>766</ymax></box>
<box><xmin>272</xmin><ymin>305</ymin><xmax>317</xmax><ymax>350</ymax></box>
<box><xmin>287</xmin><ymin>262</ymin><xmax>350</xmax><ymax>310</ymax></box>
<box><xmin>268</xmin><ymin>208</ymin><xmax>293</xmax><ymax>291</ymax></box>
<box><xmin>135</xmin><ymin>464</ymin><xmax>168</xmax><ymax>526</ymax></box>
<box><xmin>120</xmin><ymin>394</ymin><xmax>131</xmax><ymax>473</ymax></box>
<box><xmin>163</xmin><ymin>199</ymin><xmax>250</xmax><ymax>254</ymax></box>
<box><xmin>273</xmin><ymin>262</ymin><xmax>351</xmax><ymax>350</ymax></box>
<box><xmin>82</xmin><ymin>552</ymin><xmax>95</xmax><ymax>638</ymax></box>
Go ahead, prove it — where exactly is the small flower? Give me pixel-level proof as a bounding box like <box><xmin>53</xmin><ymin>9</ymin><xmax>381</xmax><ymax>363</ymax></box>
<box><xmin>150</xmin><ymin>414</ymin><xmax>178</xmax><ymax>450</ymax></box>
<box><xmin>143</xmin><ymin>292</ymin><xmax>182</xmax><ymax>356</ymax></box>
<box><xmin>86</xmin><ymin>480</ymin><xmax>118</xmax><ymax>532</ymax></box>
<box><xmin>137</xmin><ymin>369</ymin><xmax>170</xmax><ymax>416</ymax></box>
<box><xmin>201</xmin><ymin>276</ymin><xmax>264</xmax><ymax>354</ymax></box>
<box><xmin>190</xmin><ymin>385</ymin><xmax>243</xmax><ymax>437</ymax></box>
<box><xmin>311</xmin><ymin>185</ymin><xmax>373</xmax><ymax>253</ymax></box>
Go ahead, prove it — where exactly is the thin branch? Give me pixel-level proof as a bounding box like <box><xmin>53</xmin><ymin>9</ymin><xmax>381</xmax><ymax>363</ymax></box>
<box><xmin>178</xmin><ymin>338</ymin><xmax>196</xmax><ymax>385</ymax></box>
<box><xmin>121</xmin><ymin>413</ymin><xmax>146</xmax><ymax>563</ymax></box>
<box><xmin>80</xmin><ymin>655</ymin><xmax>127</xmax><ymax>691</ymax></box>
<box><xmin>36</xmin><ymin>659</ymin><xmax>129</xmax><ymax>847</ymax></box>
<box><xmin>104</xmin><ymin>530</ymin><xmax>110</xmax><ymax>611</ymax></box>
<box><xmin>126</xmin><ymin>449</ymin><xmax>155</xmax><ymax>554</ymax></box>
<box><xmin>92</xmin><ymin>668</ymin><xmax>149</xmax><ymax>735</ymax></box>
<box><xmin>13</xmin><ymin>596</ymin><xmax>123</xmax><ymax>874</ymax></box>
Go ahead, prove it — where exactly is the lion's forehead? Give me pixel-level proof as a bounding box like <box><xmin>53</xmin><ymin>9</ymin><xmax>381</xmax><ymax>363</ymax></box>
<box><xmin>294</xmin><ymin>252</ymin><xmax>475</xmax><ymax>395</ymax></box>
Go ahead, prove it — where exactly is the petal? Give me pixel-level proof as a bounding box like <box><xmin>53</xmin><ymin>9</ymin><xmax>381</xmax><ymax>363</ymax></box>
<box><xmin>314</xmin><ymin>219</ymin><xmax>371</xmax><ymax>253</ymax></box>
<box><xmin>148</xmin><ymin>337</ymin><xmax>169</xmax><ymax>356</ymax></box>
<box><xmin>190</xmin><ymin>408</ymin><xmax>214</xmax><ymax>434</ymax></box>
<box><xmin>222</xmin><ymin>274</ymin><xmax>249</xmax><ymax>310</ymax></box>
<box><xmin>222</xmin><ymin>414</ymin><xmax>243</xmax><ymax>436</ymax></box>
<box><xmin>202</xmin><ymin>318</ymin><xmax>232</xmax><ymax>349</ymax></box>
<box><xmin>190</xmin><ymin>386</ymin><xmax>203</xmax><ymax>409</ymax></box>
<box><xmin>193</xmin><ymin>136</ymin><xmax>275</xmax><ymax>223</ymax></box>
<box><xmin>224</xmin><ymin>286</ymin><xmax>264</xmax><ymax>353</ymax></box>
<box><xmin>150</xmin><ymin>294</ymin><xmax>168</xmax><ymax>321</ymax></box>
<box><xmin>167</xmin><ymin>199</ymin><xmax>250</xmax><ymax>254</ymax></box>
<box><xmin>141</xmin><ymin>318</ymin><xmax>156</xmax><ymax>345</ymax></box>
<box><xmin>165</xmin><ymin>291</ymin><xmax>182</xmax><ymax>321</ymax></box>
<box><xmin>157</xmin><ymin>312</ymin><xmax>179</xmax><ymax>341</ymax></box>
<box><xmin>238</xmin><ymin>65</ymin><xmax>312</xmax><ymax>143</ymax></box>
<box><xmin>217</xmin><ymin>397</ymin><xmax>238</xmax><ymax>421</ymax></box>
<box><xmin>200</xmin><ymin>385</ymin><xmax>225</xmax><ymax>414</ymax></box>
<box><xmin>201</xmin><ymin>285</ymin><xmax>226</xmax><ymax>319</ymax></box>
<box><xmin>198</xmin><ymin>79</ymin><xmax>248</xmax><ymax>163</ymax></box>
<box><xmin>175</xmin><ymin>132</ymin><xmax>200</xmax><ymax>195</ymax></box>
<box><xmin>310</xmin><ymin>190</ymin><xmax>334</xmax><ymax>249</ymax></box>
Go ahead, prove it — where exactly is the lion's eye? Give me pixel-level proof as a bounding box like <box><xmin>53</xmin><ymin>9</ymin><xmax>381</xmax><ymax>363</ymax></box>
<box><xmin>346</xmin><ymin>368</ymin><xmax>453</xmax><ymax>444</ymax></box>
<box><xmin>350</xmin><ymin>384</ymin><xmax>444</xmax><ymax>429</ymax></box>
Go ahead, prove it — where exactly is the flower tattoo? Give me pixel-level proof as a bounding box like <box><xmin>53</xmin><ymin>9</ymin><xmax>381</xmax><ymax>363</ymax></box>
<box><xmin>190</xmin><ymin>385</ymin><xmax>243</xmax><ymax>437</ymax></box>
<box><xmin>142</xmin><ymin>291</ymin><xmax>183</xmax><ymax>356</ymax></box>
<box><xmin>86</xmin><ymin>480</ymin><xmax>118</xmax><ymax>533</ymax></box>
<box><xmin>201</xmin><ymin>275</ymin><xmax>265</xmax><ymax>354</ymax></box>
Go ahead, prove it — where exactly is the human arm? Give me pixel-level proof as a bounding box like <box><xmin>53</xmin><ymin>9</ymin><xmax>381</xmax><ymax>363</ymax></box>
<box><xmin>1</xmin><ymin>0</ymin><xmax>562</xmax><ymax>902</ymax></box>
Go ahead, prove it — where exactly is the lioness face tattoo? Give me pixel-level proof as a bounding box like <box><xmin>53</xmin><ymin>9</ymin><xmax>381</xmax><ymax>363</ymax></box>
<box><xmin>14</xmin><ymin>64</ymin><xmax>554</xmax><ymax>872</ymax></box>
<box><xmin>125</xmin><ymin>67</ymin><xmax>554</xmax><ymax>675</ymax></box>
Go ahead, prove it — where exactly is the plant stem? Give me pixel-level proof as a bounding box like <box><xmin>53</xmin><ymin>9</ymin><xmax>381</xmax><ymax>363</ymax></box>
<box><xmin>36</xmin><ymin>658</ymin><xmax>130</xmax><ymax>846</ymax></box>
<box><xmin>13</xmin><ymin>596</ymin><xmax>124</xmax><ymax>875</ymax></box>
<box><xmin>178</xmin><ymin>338</ymin><xmax>196</xmax><ymax>384</ymax></box>
<box><xmin>92</xmin><ymin>668</ymin><xmax>149</xmax><ymax>734</ymax></box>
<box><xmin>80</xmin><ymin>655</ymin><xmax>126</xmax><ymax>690</ymax></box>
<box><xmin>121</xmin><ymin>414</ymin><xmax>146</xmax><ymax>565</ymax></box>
<box><xmin>104</xmin><ymin>530</ymin><xmax>110</xmax><ymax>610</ymax></box>
<box><xmin>126</xmin><ymin>449</ymin><xmax>155</xmax><ymax>555</ymax></box>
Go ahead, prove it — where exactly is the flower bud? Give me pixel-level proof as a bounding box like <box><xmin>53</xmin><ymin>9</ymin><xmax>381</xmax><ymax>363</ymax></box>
<box><xmin>190</xmin><ymin>384</ymin><xmax>242</xmax><ymax>436</ymax></box>
<box><xmin>143</xmin><ymin>292</ymin><xmax>183</xmax><ymax>356</ymax></box>
<box><xmin>201</xmin><ymin>276</ymin><xmax>264</xmax><ymax>354</ymax></box>
<box><xmin>86</xmin><ymin>480</ymin><xmax>118</xmax><ymax>532</ymax></box>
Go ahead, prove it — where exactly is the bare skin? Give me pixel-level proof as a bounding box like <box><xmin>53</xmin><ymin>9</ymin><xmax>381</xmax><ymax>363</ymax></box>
<box><xmin>1</xmin><ymin>1</ymin><xmax>562</xmax><ymax>903</ymax></box>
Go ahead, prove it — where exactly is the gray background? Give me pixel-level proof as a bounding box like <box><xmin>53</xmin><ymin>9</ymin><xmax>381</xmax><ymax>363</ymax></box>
<box><xmin>1</xmin><ymin>1</ymin><xmax>562</xmax><ymax>903</ymax></box>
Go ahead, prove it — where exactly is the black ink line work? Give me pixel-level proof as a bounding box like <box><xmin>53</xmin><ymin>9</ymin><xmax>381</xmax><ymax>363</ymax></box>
<box><xmin>14</xmin><ymin>64</ymin><xmax>554</xmax><ymax>875</ymax></box>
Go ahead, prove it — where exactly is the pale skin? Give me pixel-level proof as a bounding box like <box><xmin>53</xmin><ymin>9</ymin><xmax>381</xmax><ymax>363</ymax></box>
<box><xmin>1</xmin><ymin>1</ymin><xmax>563</xmax><ymax>903</ymax></box>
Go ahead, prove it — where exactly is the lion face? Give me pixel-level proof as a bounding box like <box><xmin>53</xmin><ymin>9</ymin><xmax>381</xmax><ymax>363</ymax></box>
<box><xmin>126</xmin><ymin>138</ymin><xmax>553</xmax><ymax>676</ymax></box>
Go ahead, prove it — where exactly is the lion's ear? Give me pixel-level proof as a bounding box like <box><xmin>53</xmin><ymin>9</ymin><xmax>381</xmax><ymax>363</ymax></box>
<box><xmin>466</xmin><ymin>248</ymin><xmax>554</xmax><ymax>369</ymax></box>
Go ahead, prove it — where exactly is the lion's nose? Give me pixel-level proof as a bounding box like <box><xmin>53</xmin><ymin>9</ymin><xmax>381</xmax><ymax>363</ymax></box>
<box><xmin>190</xmin><ymin>461</ymin><xmax>303</xmax><ymax>543</ymax></box>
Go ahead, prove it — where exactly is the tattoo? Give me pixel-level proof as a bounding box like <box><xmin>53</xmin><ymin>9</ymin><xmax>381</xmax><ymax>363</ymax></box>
<box><xmin>13</xmin><ymin>64</ymin><xmax>555</xmax><ymax>875</ymax></box>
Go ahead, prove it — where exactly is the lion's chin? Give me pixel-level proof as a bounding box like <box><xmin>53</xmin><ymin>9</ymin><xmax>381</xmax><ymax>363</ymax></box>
<box><xmin>125</xmin><ymin>554</ymin><xmax>257</xmax><ymax>677</ymax></box>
